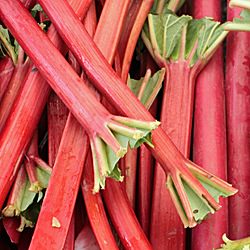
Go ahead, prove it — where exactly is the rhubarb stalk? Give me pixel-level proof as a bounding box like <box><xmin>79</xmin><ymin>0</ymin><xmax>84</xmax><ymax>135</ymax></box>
<box><xmin>0</xmin><ymin>57</ymin><xmax>14</xmax><ymax>101</ymax></box>
<box><xmin>224</xmin><ymin>0</ymin><xmax>250</xmax><ymax>239</ymax></box>
<box><xmin>191</xmin><ymin>2</ymin><xmax>228</xmax><ymax>249</ymax></box>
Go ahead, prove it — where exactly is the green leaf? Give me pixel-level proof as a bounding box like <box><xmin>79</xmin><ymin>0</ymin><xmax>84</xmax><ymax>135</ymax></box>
<box><xmin>36</xmin><ymin>167</ymin><xmax>50</xmax><ymax>189</ymax></box>
<box><xmin>31</xmin><ymin>4</ymin><xmax>44</xmax><ymax>17</ymax></box>
<box><xmin>148</xmin><ymin>14</ymin><xmax>191</xmax><ymax>60</ymax></box>
<box><xmin>142</xmin><ymin>13</ymin><xmax>227</xmax><ymax>67</ymax></box>
<box><xmin>216</xmin><ymin>234</ymin><xmax>250</xmax><ymax>250</ymax></box>
<box><xmin>19</xmin><ymin>180</ymin><xmax>37</xmax><ymax>212</ymax></box>
<box><xmin>0</xmin><ymin>25</ymin><xmax>17</xmax><ymax>63</ymax></box>
<box><xmin>127</xmin><ymin>69</ymin><xmax>165</xmax><ymax>109</ymax></box>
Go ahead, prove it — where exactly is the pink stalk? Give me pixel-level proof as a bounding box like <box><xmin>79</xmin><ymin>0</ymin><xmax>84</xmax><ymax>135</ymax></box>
<box><xmin>29</xmin><ymin>113</ymin><xmax>88</xmax><ymax>250</ymax></box>
<box><xmin>138</xmin><ymin>53</ymin><xmax>158</xmax><ymax>235</ymax></box>
<box><xmin>25</xmin><ymin>131</ymin><xmax>42</xmax><ymax>192</ymax></box>
<box><xmin>120</xmin><ymin>0</ymin><xmax>154</xmax><ymax>81</ymax></box>
<box><xmin>0</xmin><ymin>57</ymin><xmax>14</xmax><ymax>101</ymax></box>
<box><xmin>62</xmin><ymin>215</ymin><xmax>75</xmax><ymax>250</ymax></box>
<box><xmin>47</xmin><ymin>91</ymin><xmax>68</xmax><ymax>166</ymax></box>
<box><xmin>102</xmin><ymin>180</ymin><xmax>153</xmax><ymax>249</ymax></box>
<box><xmin>0</xmin><ymin>0</ymin><xmax>91</xmax><ymax>209</ymax></box>
<box><xmin>74</xmin><ymin>222</ymin><xmax>100</xmax><ymax>250</ymax></box>
<box><xmin>150</xmin><ymin>63</ymin><xmax>196</xmax><ymax>250</ymax></box>
<box><xmin>191</xmin><ymin>2</ymin><xmax>228</xmax><ymax>249</ymax></box>
<box><xmin>0</xmin><ymin>52</ymin><xmax>31</xmax><ymax>132</ymax></box>
<box><xmin>226</xmin><ymin>2</ymin><xmax>250</xmax><ymax>239</ymax></box>
<box><xmin>82</xmin><ymin>153</ymin><xmax>118</xmax><ymax>250</ymax></box>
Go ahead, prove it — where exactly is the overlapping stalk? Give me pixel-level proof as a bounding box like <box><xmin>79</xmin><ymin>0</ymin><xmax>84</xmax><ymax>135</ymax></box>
<box><xmin>0</xmin><ymin>0</ymin><xmax>92</xmax><ymax>210</ymax></box>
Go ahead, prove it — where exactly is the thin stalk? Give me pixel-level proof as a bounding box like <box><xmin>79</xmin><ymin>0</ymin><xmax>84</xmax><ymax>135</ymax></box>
<box><xmin>0</xmin><ymin>0</ymin><xmax>92</xmax><ymax>209</ymax></box>
<box><xmin>47</xmin><ymin>91</ymin><xmax>68</xmax><ymax>166</ymax></box>
<box><xmin>25</xmin><ymin>131</ymin><xmax>43</xmax><ymax>192</ymax></box>
<box><xmin>118</xmin><ymin>0</ymin><xmax>142</xmax><ymax>64</ymax></box>
<box><xmin>3</xmin><ymin>0</ymin><xmax>236</xmax><ymax>227</ymax></box>
<box><xmin>82</xmin><ymin>152</ymin><xmax>118</xmax><ymax>250</ymax></box>
<box><xmin>0</xmin><ymin>57</ymin><xmax>14</xmax><ymax>101</ymax></box>
<box><xmin>94</xmin><ymin>0</ymin><xmax>131</xmax><ymax>64</ymax></box>
<box><xmin>120</xmin><ymin>0</ymin><xmax>154</xmax><ymax>81</ymax></box>
<box><xmin>0</xmin><ymin>58</ymin><xmax>32</xmax><ymax>132</ymax></box>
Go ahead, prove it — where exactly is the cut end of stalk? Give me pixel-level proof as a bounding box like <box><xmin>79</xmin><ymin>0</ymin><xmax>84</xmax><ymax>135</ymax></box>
<box><xmin>216</xmin><ymin>234</ymin><xmax>250</xmax><ymax>250</ymax></box>
<box><xmin>2</xmin><ymin>205</ymin><xmax>20</xmax><ymax>217</ymax></box>
<box><xmin>116</xmin><ymin>147</ymin><xmax>127</xmax><ymax>158</ymax></box>
<box><xmin>28</xmin><ymin>181</ymin><xmax>43</xmax><ymax>193</ymax></box>
<box><xmin>17</xmin><ymin>216</ymin><xmax>34</xmax><ymax>232</ymax></box>
<box><xmin>167</xmin><ymin>160</ymin><xmax>237</xmax><ymax>228</ymax></box>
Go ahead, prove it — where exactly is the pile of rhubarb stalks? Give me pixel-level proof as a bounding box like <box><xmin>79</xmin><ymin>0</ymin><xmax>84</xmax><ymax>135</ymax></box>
<box><xmin>0</xmin><ymin>0</ymin><xmax>249</xmax><ymax>249</ymax></box>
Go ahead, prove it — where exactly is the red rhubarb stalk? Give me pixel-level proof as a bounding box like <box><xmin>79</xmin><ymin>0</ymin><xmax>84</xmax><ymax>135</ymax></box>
<box><xmin>120</xmin><ymin>0</ymin><xmax>154</xmax><ymax>81</ymax></box>
<box><xmin>103</xmin><ymin>179</ymin><xmax>153</xmax><ymax>249</ymax></box>
<box><xmin>0</xmin><ymin>57</ymin><xmax>14</xmax><ymax>101</ymax></box>
<box><xmin>1</xmin><ymin>0</ymin><xmax>237</xmax><ymax>227</ymax></box>
<box><xmin>0</xmin><ymin>47</ymin><xmax>31</xmax><ymax>132</ymax></box>
<box><xmin>47</xmin><ymin>91</ymin><xmax>68</xmax><ymax>166</ymax></box>
<box><xmin>225</xmin><ymin>2</ymin><xmax>250</xmax><ymax>239</ymax></box>
<box><xmin>29</xmin><ymin>113</ymin><xmax>88</xmax><ymax>250</ymax></box>
<box><xmin>138</xmin><ymin>53</ymin><xmax>159</xmax><ymax>235</ymax></box>
<box><xmin>75</xmin><ymin>222</ymin><xmax>100</xmax><ymax>250</ymax></box>
<box><xmin>0</xmin><ymin>0</ymin><xmax>92</xmax><ymax>209</ymax></box>
<box><xmin>82</xmin><ymin>152</ymin><xmax>118</xmax><ymax>250</ymax></box>
<box><xmin>191</xmin><ymin>2</ymin><xmax>228</xmax><ymax>249</ymax></box>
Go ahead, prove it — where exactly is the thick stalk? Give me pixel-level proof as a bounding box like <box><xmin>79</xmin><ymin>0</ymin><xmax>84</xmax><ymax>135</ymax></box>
<box><xmin>150</xmin><ymin>62</ymin><xmax>195</xmax><ymax>250</ymax></box>
<box><xmin>29</xmin><ymin>113</ymin><xmax>88</xmax><ymax>250</ymax></box>
<box><xmin>0</xmin><ymin>57</ymin><xmax>14</xmax><ymax>101</ymax></box>
<box><xmin>226</xmin><ymin>3</ymin><xmax>250</xmax><ymax>239</ymax></box>
<box><xmin>191</xmin><ymin>2</ymin><xmax>228</xmax><ymax>250</ymax></box>
<box><xmin>0</xmin><ymin>0</ymin><xmax>91</xmax><ymax>209</ymax></box>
